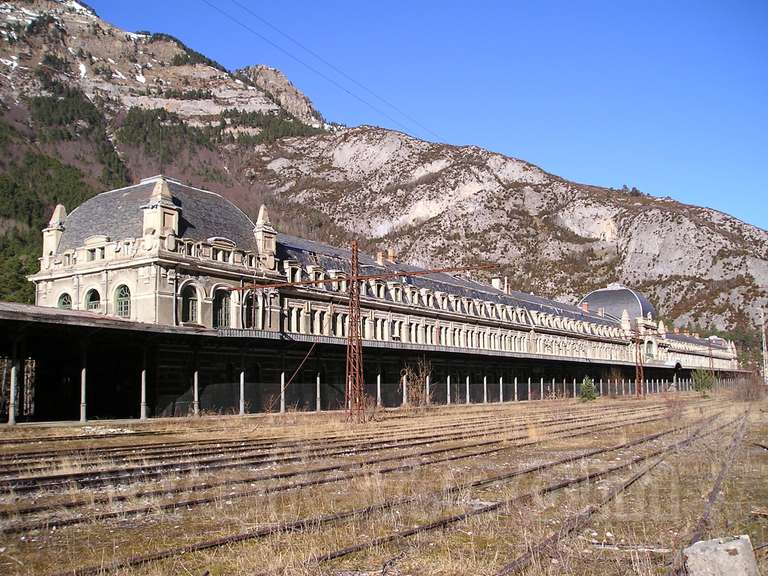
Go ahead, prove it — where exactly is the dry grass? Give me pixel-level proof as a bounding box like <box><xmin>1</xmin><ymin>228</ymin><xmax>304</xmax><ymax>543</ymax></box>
<box><xmin>0</xmin><ymin>394</ymin><xmax>765</xmax><ymax>576</ymax></box>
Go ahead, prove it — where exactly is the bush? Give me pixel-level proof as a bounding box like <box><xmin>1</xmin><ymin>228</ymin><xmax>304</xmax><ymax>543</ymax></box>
<box><xmin>692</xmin><ymin>369</ymin><xmax>714</xmax><ymax>396</ymax></box>
<box><xmin>579</xmin><ymin>376</ymin><xmax>597</xmax><ymax>402</ymax></box>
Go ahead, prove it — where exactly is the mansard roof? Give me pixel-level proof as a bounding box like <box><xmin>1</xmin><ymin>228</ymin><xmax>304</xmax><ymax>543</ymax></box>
<box><xmin>578</xmin><ymin>284</ymin><xmax>657</xmax><ymax>322</ymax></box>
<box><xmin>276</xmin><ymin>234</ymin><xmax>618</xmax><ymax>327</ymax></box>
<box><xmin>666</xmin><ymin>332</ymin><xmax>729</xmax><ymax>350</ymax></box>
<box><xmin>57</xmin><ymin>176</ymin><xmax>258</xmax><ymax>252</ymax></box>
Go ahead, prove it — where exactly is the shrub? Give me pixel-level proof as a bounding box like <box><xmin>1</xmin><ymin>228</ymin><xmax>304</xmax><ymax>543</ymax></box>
<box><xmin>692</xmin><ymin>369</ymin><xmax>714</xmax><ymax>396</ymax></box>
<box><xmin>579</xmin><ymin>376</ymin><xmax>597</xmax><ymax>402</ymax></box>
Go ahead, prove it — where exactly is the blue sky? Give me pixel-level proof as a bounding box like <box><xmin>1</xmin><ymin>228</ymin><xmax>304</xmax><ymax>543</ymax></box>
<box><xmin>89</xmin><ymin>0</ymin><xmax>768</xmax><ymax>231</ymax></box>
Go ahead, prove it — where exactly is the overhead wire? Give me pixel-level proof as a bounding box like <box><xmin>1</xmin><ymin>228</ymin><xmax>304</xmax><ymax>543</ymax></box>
<box><xmin>227</xmin><ymin>0</ymin><xmax>443</xmax><ymax>142</ymax></box>
<box><xmin>198</xmin><ymin>0</ymin><xmax>436</xmax><ymax>140</ymax></box>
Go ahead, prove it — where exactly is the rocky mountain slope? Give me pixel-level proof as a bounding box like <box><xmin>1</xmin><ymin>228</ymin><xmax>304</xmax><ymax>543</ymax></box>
<box><xmin>0</xmin><ymin>0</ymin><xmax>766</xmax><ymax>340</ymax></box>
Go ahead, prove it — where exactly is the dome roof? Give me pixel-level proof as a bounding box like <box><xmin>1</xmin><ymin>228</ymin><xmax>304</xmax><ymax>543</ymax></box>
<box><xmin>57</xmin><ymin>176</ymin><xmax>257</xmax><ymax>252</ymax></box>
<box><xmin>578</xmin><ymin>284</ymin><xmax>657</xmax><ymax>322</ymax></box>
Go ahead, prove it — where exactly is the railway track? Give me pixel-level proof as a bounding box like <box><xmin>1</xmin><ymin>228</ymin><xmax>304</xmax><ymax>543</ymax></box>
<box><xmin>43</xmin><ymin>410</ymin><xmax>725</xmax><ymax>576</ymax></box>
<box><xmin>1</xmin><ymin>406</ymin><xmax>680</xmax><ymax>533</ymax></box>
<box><xmin>665</xmin><ymin>415</ymin><xmax>748</xmax><ymax>576</ymax></box>
<box><xmin>0</xmin><ymin>399</ymin><xmax>649</xmax><ymax>465</ymax></box>
<box><xmin>0</xmin><ymin>401</ymin><xmax>641</xmax><ymax>474</ymax></box>
<box><xmin>0</xmin><ymin>402</ymin><xmax>671</xmax><ymax>494</ymax></box>
<box><xmin>310</xmin><ymin>414</ymin><xmax>737</xmax><ymax>571</ymax></box>
<box><xmin>492</xmin><ymin>413</ymin><xmax>747</xmax><ymax>575</ymax></box>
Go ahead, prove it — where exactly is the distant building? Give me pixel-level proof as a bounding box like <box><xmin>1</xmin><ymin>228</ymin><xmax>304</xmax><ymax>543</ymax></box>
<box><xmin>0</xmin><ymin>176</ymin><xmax>741</xmax><ymax>423</ymax></box>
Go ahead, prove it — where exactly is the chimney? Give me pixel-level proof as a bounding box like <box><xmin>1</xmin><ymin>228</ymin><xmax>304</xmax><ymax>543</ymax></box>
<box><xmin>580</xmin><ymin>302</ymin><xmax>589</xmax><ymax>313</ymax></box>
<box><xmin>376</xmin><ymin>251</ymin><xmax>385</xmax><ymax>266</ymax></box>
<box><xmin>386</xmin><ymin>247</ymin><xmax>396</xmax><ymax>262</ymax></box>
<box><xmin>503</xmin><ymin>276</ymin><xmax>509</xmax><ymax>294</ymax></box>
<box><xmin>491</xmin><ymin>277</ymin><xmax>502</xmax><ymax>290</ymax></box>
<box><xmin>598</xmin><ymin>307</ymin><xmax>605</xmax><ymax>317</ymax></box>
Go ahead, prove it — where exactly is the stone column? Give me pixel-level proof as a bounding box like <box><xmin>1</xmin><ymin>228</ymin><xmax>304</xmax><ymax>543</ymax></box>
<box><xmin>425</xmin><ymin>374</ymin><xmax>431</xmax><ymax>405</ymax></box>
<box><xmin>239</xmin><ymin>369</ymin><xmax>246</xmax><ymax>415</ymax></box>
<box><xmin>376</xmin><ymin>367</ymin><xmax>382</xmax><ymax>407</ymax></box>
<box><xmin>402</xmin><ymin>373</ymin><xmax>408</xmax><ymax>406</ymax></box>
<box><xmin>527</xmin><ymin>377</ymin><xmax>531</xmax><ymax>401</ymax></box>
<box><xmin>8</xmin><ymin>358</ymin><xmax>18</xmax><ymax>426</ymax></box>
<box><xmin>514</xmin><ymin>376</ymin><xmax>518</xmax><ymax>402</ymax></box>
<box><xmin>140</xmin><ymin>365</ymin><xmax>148</xmax><ymax>420</ymax></box>
<box><xmin>192</xmin><ymin>369</ymin><xmax>200</xmax><ymax>416</ymax></box>
<box><xmin>447</xmin><ymin>374</ymin><xmax>451</xmax><ymax>405</ymax></box>
<box><xmin>280</xmin><ymin>371</ymin><xmax>286</xmax><ymax>413</ymax></box>
<box><xmin>599</xmin><ymin>378</ymin><xmax>603</xmax><ymax>397</ymax></box>
<box><xmin>316</xmin><ymin>372</ymin><xmax>321</xmax><ymax>412</ymax></box>
<box><xmin>80</xmin><ymin>347</ymin><xmax>87</xmax><ymax>422</ymax></box>
<box><xmin>573</xmin><ymin>378</ymin><xmax>577</xmax><ymax>398</ymax></box>
<box><xmin>483</xmin><ymin>375</ymin><xmax>488</xmax><ymax>404</ymax></box>
<box><xmin>539</xmin><ymin>377</ymin><xmax>544</xmax><ymax>400</ymax></box>
<box><xmin>499</xmin><ymin>375</ymin><xmax>503</xmax><ymax>403</ymax></box>
<box><xmin>465</xmin><ymin>375</ymin><xmax>470</xmax><ymax>405</ymax></box>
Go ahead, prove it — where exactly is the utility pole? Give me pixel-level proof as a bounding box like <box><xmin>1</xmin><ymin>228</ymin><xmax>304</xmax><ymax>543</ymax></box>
<box><xmin>345</xmin><ymin>241</ymin><xmax>365</xmax><ymax>422</ymax></box>
<box><xmin>230</xmin><ymin>243</ymin><xmax>494</xmax><ymax>424</ymax></box>
<box><xmin>762</xmin><ymin>309</ymin><xmax>768</xmax><ymax>386</ymax></box>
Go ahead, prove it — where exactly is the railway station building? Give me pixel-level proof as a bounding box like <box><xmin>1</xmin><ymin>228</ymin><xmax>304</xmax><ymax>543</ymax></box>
<box><xmin>0</xmin><ymin>176</ymin><xmax>741</xmax><ymax>423</ymax></box>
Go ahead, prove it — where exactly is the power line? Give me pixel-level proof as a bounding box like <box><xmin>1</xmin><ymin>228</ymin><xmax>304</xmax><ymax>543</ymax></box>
<box><xmin>198</xmin><ymin>0</ymin><xmax>434</xmax><ymax>140</ymax></box>
<box><xmin>227</xmin><ymin>0</ymin><xmax>443</xmax><ymax>142</ymax></box>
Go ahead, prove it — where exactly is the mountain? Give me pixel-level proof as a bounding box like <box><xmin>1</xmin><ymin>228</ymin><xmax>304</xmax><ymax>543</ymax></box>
<box><xmin>0</xmin><ymin>0</ymin><xmax>766</xmax><ymax>350</ymax></box>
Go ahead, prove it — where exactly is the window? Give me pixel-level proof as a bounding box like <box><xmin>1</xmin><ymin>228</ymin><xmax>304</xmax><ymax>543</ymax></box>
<box><xmin>115</xmin><ymin>285</ymin><xmax>131</xmax><ymax>318</ymax></box>
<box><xmin>181</xmin><ymin>285</ymin><xmax>198</xmax><ymax>323</ymax></box>
<box><xmin>645</xmin><ymin>341</ymin><xmax>654</xmax><ymax>358</ymax></box>
<box><xmin>244</xmin><ymin>292</ymin><xmax>255</xmax><ymax>328</ymax></box>
<box><xmin>212</xmin><ymin>248</ymin><xmax>232</xmax><ymax>263</ymax></box>
<box><xmin>213</xmin><ymin>290</ymin><xmax>231</xmax><ymax>328</ymax></box>
<box><xmin>57</xmin><ymin>293</ymin><xmax>72</xmax><ymax>309</ymax></box>
<box><xmin>85</xmin><ymin>289</ymin><xmax>100</xmax><ymax>311</ymax></box>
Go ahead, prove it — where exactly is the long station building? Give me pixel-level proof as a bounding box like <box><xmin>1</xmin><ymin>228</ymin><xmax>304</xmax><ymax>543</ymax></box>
<box><xmin>0</xmin><ymin>175</ymin><xmax>740</xmax><ymax>422</ymax></box>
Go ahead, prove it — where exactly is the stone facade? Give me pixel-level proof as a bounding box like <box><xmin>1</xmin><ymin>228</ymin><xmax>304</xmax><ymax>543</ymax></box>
<box><xmin>28</xmin><ymin>176</ymin><xmax>739</xmax><ymax>374</ymax></box>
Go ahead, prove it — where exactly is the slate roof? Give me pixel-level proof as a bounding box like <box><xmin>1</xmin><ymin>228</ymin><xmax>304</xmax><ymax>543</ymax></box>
<box><xmin>666</xmin><ymin>332</ymin><xmax>729</xmax><ymax>350</ymax></box>
<box><xmin>57</xmin><ymin>177</ymin><xmax>258</xmax><ymax>252</ymax></box>
<box><xmin>578</xmin><ymin>284</ymin><xmax>657</xmax><ymax>322</ymax></box>
<box><xmin>277</xmin><ymin>234</ymin><xmax>619</xmax><ymax>327</ymax></box>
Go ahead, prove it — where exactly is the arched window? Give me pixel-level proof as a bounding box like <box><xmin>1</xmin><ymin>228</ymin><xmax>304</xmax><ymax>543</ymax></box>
<box><xmin>645</xmin><ymin>341</ymin><xmax>654</xmax><ymax>358</ymax></box>
<box><xmin>85</xmin><ymin>289</ymin><xmax>100</xmax><ymax>311</ymax></box>
<box><xmin>213</xmin><ymin>290</ymin><xmax>230</xmax><ymax>328</ymax></box>
<box><xmin>57</xmin><ymin>293</ymin><xmax>72</xmax><ymax>310</ymax></box>
<box><xmin>180</xmin><ymin>285</ymin><xmax>198</xmax><ymax>324</ymax></box>
<box><xmin>243</xmin><ymin>292</ymin><xmax>255</xmax><ymax>329</ymax></box>
<box><xmin>115</xmin><ymin>285</ymin><xmax>131</xmax><ymax>318</ymax></box>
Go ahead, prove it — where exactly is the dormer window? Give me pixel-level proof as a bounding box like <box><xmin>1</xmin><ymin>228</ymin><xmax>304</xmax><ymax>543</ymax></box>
<box><xmin>212</xmin><ymin>247</ymin><xmax>232</xmax><ymax>263</ymax></box>
<box><xmin>86</xmin><ymin>247</ymin><xmax>105</xmax><ymax>262</ymax></box>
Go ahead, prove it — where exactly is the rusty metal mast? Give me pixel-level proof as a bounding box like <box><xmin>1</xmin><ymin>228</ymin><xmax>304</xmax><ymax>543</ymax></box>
<box><xmin>231</xmin><ymin>244</ymin><xmax>495</xmax><ymax>421</ymax></box>
<box><xmin>634</xmin><ymin>334</ymin><xmax>645</xmax><ymax>396</ymax></box>
<box><xmin>345</xmin><ymin>241</ymin><xmax>365</xmax><ymax>422</ymax></box>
